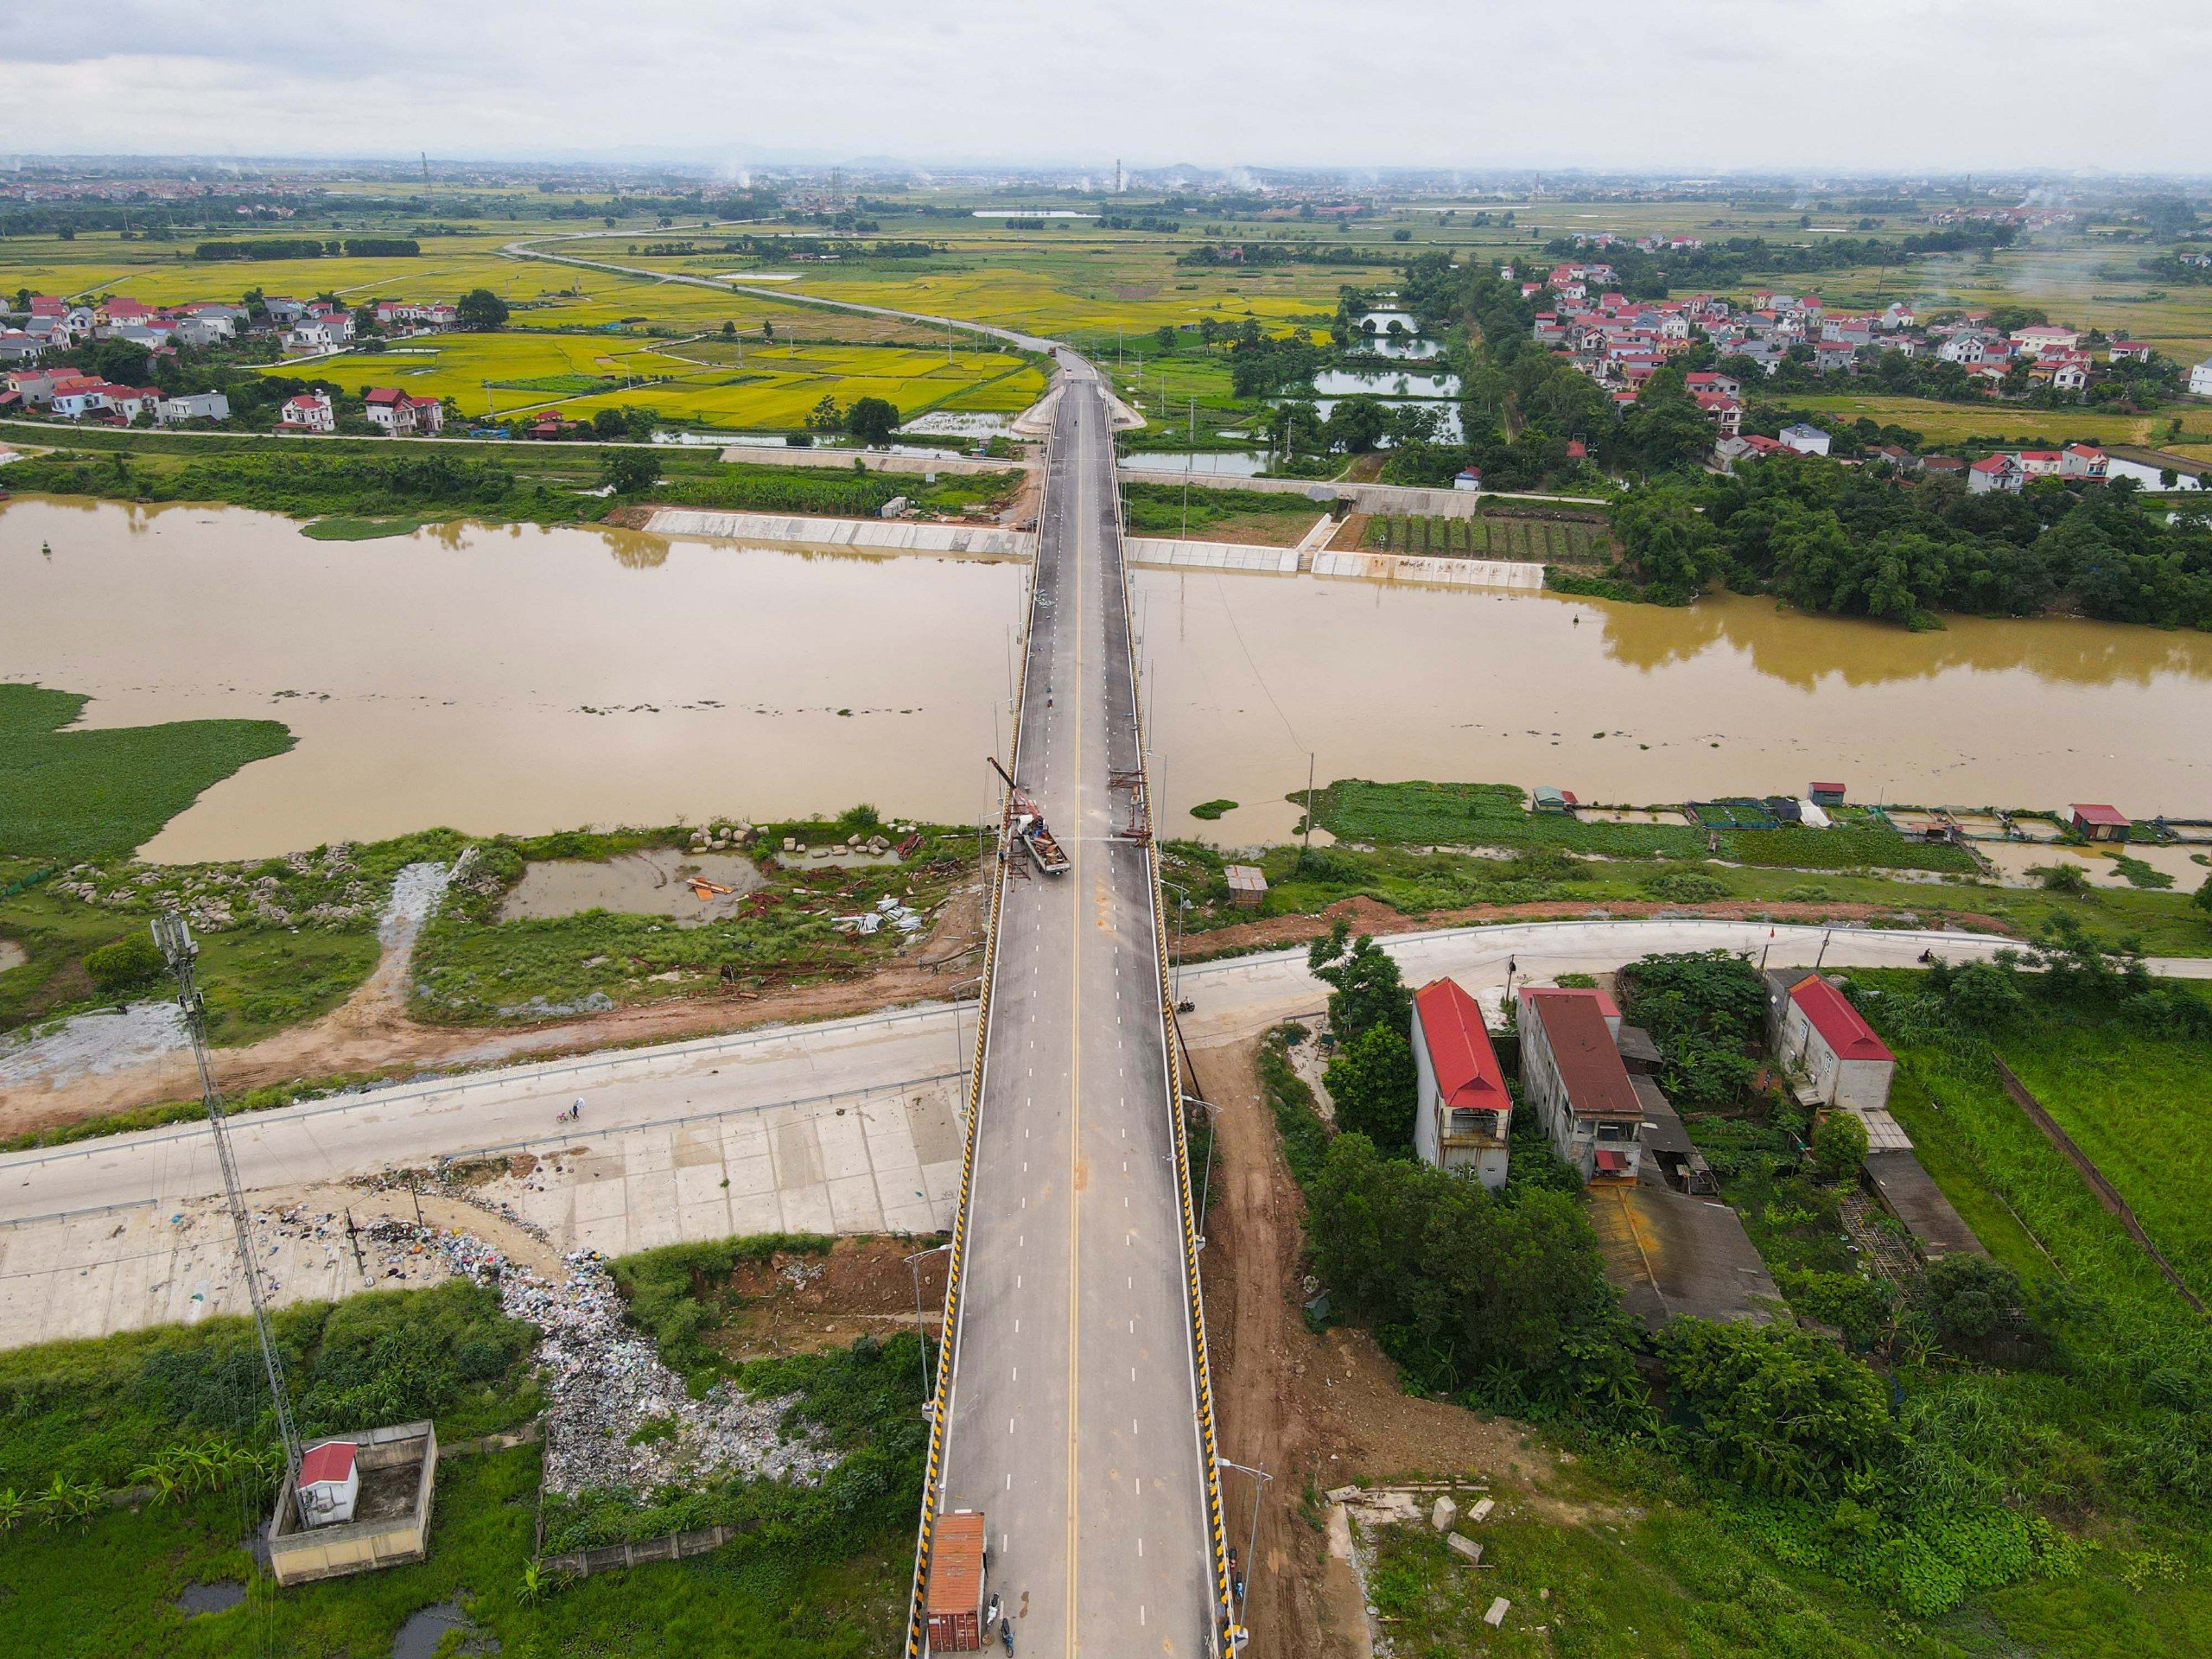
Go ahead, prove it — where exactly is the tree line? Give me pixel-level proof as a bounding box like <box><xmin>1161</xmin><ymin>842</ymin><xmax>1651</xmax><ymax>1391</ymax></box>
<box><xmin>1610</xmin><ymin>448</ymin><xmax>2212</xmax><ymax>626</ymax></box>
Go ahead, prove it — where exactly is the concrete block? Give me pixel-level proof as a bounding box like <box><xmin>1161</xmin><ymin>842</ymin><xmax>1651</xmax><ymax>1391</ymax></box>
<box><xmin>1431</xmin><ymin>1496</ymin><xmax>1458</xmax><ymax>1533</ymax></box>
<box><xmin>1325</xmin><ymin>1484</ymin><xmax>1361</xmax><ymax>1503</ymax></box>
<box><xmin>1447</xmin><ymin>1533</ymin><xmax>1483</xmax><ymax>1565</ymax></box>
<box><xmin>1469</xmin><ymin>1496</ymin><xmax>1496</xmax><ymax>1524</ymax></box>
<box><xmin>1484</xmin><ymin>1596</ymin><xmax>1510</xmax><ymax>1628</ymax></box>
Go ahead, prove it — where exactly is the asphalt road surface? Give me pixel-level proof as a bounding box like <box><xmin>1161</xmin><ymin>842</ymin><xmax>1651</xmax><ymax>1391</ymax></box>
<box><xmin>932</xmin><ymin>361</ymin><xmax>1214</xmax><ymax>1656</ymax></box>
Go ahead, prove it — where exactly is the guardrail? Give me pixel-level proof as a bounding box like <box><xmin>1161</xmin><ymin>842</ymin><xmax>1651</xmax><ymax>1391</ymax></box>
<box><xmin>902</xmin><ymin>365</ymin><xmax>1054</xmax><ymax>1659</ymax></box>
<box><xmin>1112</xmin><ymin>397</ymin><xmax>1238</xmax><ymax>1656</ymax></box>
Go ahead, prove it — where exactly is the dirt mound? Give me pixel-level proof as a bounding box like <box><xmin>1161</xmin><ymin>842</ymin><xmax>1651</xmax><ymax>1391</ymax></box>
<box><xmin>712</xmin><ymin>1236</ymin><xmax>950</xmax><ymax>1362</ymax></box>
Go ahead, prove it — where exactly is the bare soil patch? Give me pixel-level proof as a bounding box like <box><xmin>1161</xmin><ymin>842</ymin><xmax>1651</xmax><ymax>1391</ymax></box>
<box><xmin>1192</xmin><ymin>1038</ymin><xmax>1563</xmax><ymax>1659</ymax></box>
<box><xmin>709</xmin><ymin>1236</ymin><xmax>950</xmax><ymax>1363</ymax></box>
<box><xmin>0</xmin><ymin>874</ymin><xmax>988</xmax><ymax>1139</ymax></box>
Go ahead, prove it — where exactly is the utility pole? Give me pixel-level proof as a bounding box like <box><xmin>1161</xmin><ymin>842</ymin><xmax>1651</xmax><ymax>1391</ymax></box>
<box><xmin>1302</xmin><ymin>753</ymin><xmax>1316</xmax><ymax>859</ymax></box>
<box><xmin>1181</xmin><ymin>397</ymin><xmax>1195</xmax><ymax>539</ymax></box>
<box><xmin>152</xmin><ymin>911</ymin><xmax>302</xmax><ymax>1530</ymax></box>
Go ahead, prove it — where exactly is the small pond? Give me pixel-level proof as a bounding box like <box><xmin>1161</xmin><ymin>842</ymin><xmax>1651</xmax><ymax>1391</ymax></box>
<box><xmin>1119</xmin><ymin>451</ymin><xmax>1267</xmax><ymax>476</ymax></box>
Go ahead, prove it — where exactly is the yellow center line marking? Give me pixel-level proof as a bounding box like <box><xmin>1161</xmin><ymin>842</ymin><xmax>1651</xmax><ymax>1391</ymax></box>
<box><xmin>1066</xmin><ymin>389</ymin><xmax>1087</xmax><ymax>1655</ymax></box>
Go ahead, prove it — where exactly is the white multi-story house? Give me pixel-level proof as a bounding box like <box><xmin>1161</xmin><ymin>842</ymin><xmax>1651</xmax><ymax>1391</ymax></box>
<box><xmin>280</xmin><ymin>391</ymin><xmax>335</xmax><ymax>432</ymax></box>
<box><xmin>363</xmin><ymin>387</ymin><xmax>445</xmax><ymax>435</ymax></box>
<box><xmin>1516</xmin><ymin>988</ymin><xmax>1643</xmax><ymax>1184</ymax></box>
<box><xmin>1410</xmin><ymin>979</ymin><xmax>1512</xmax><ymax>1188</ymax></box>
<box><xmin>158</xmin><ymin>391</ymin><xmax>232</xmax><ymax>423</ymax></box>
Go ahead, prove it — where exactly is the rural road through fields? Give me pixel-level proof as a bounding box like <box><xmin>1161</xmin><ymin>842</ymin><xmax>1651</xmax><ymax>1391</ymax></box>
<box><xmin>1174</xmin><ymin>916</ymin><xmax>2212</xmax><ymax>1046</ymax></box>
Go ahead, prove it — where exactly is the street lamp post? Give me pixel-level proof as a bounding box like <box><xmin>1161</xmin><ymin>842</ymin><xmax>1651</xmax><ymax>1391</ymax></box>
<box><xmin>1182</xmin><ymin>1093</ymin><xmax>1220</xmax><ymax>1245</ymax></box>
<box><xmin>1158</xmin><ymin>879</ymin><xmax>1192</xmax><ymax>1006</ymax></box>
<box><xmin>904</xmin><ymin>1242</ymin><xmax>954</xmax><ymax>1410</ymax></box>
<box><xmin>1218</xmin><ymin>1457</ymin><xmax>1274</xmax><ymax>1643</ymax></box>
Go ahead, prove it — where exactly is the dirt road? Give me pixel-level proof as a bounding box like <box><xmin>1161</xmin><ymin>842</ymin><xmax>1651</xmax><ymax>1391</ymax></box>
<box><xmin>1</xmin><ymin>880</ymin><xmax>986</xmax><ymax>1138</ymax></box>
<box><xmin>1191</xmin><ymin>1038</ymin><xmax>1557</xmax><ymax>1659</ymax></box>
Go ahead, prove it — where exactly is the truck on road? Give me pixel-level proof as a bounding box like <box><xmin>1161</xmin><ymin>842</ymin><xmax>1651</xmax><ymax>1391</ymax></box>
<box><xmin>989</xmin><ymin>756</ymin><xmax>1071</xmax><ymax>875</ymax></box>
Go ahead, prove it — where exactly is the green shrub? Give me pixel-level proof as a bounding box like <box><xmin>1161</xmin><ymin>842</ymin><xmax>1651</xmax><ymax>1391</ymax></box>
<box><xmin>1658</xmin><ymin>1318</ymin><xmax>1897</xmax><ymax>1497</ymax></box>
<box><xmin>81</xmin><ymin>934</ymin><xmax>164</xmax><ymax>995</ymax></box>
<box><xmin>1643</xmin><ymin>870</ymin><xmax>1729</xmax><ymax>902</ymax></box>
<box><xmin>1811</xmin><ymin>1111</ymin><xmax>1869</xmax><ymax>1181</ymax></box>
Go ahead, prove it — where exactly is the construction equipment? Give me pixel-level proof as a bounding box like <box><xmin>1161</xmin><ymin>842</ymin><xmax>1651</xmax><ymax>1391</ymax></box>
<box><xmin>988</xmin><ymin>756</ymin><xmax>1070</xmax><ymax>875</ymax></box>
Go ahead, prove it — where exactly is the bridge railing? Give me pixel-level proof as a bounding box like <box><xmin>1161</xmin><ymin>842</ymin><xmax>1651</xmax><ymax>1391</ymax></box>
<box><xmin>901</xmin><ymin>377</ymin><xmax>1052</xmax><ymax>1659</ymax></box>
<box><xmin>1109</xmin><ymin>428</ymin><xmax>1238</xmax><ymax>1658</ymax></box>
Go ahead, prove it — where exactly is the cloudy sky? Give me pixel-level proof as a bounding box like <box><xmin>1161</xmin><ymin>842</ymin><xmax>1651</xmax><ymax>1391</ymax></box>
<box><xmin>3</xmin><ymin>0</ymin><xmax>2206</xmax><ymax>175</ymax></box>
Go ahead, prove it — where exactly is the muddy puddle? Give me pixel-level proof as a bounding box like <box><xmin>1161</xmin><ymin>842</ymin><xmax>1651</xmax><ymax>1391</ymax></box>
<box><xmin>1978</xmin><ymin>840</ymin><xmax>2212</xmax><ymax>889</ymax></box>
<box><xmin>499</xmin><ymin>849</ymin><xmax>767</xmax><ymax>922</ymax></box>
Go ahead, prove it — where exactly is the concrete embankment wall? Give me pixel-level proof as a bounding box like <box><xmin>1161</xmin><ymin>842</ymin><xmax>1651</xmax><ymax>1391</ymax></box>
<box><xmin>1311</xmin><ymin>550</ymin><xmax>1545</xmax><ymax>590</ymax></box>
<box><xmin>645</xmin><ymin>508</ymin><xmax>1034</xmax><ymax>556</ymax></box>
<box><xmin>1116</xmin><ymin>467</ymin><xmax>1607</xmax><ymax>518</ymax></box>
<box><xmin>1125</xmin><ymin>538</ymin><xmax>1302</xmax><ymax>574</ymax></box>
<box><xmin>715</xmin><ymin>445</ymin><xmax>1033</xmax><ymax>477</ymax></box>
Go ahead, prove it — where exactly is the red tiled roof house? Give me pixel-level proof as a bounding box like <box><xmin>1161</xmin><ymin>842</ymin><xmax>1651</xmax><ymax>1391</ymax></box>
<box><xmin>1516</xmin><ymin>987</ymin><xmax>1643</xmax><ymax>1183</ymax></box>
<box><xmin>1410</xmin><ymin>979</ymin><xmax>1512</xmax><ymax>1185</ymax></box>
<box><xmin>1772</xmin><ymin>974</ymin><xmax>1895</xmax><ymax>1112</ymax></box>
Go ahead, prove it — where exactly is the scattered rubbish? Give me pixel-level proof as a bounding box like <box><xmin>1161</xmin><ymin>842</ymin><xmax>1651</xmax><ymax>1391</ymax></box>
<box><xmin>1431</xmin><ymin>1496</ymin><xmax>1457</xmax><ymax>1533</ymax></box>
<box><xmin>1484</xmin><ymin>1596</ymin><xmax>1510</xmax><ymax>1628</ymax></box>
<box><xmin>1447</xmin><ymin>1533</ymin><xmax>1484</xmax><ymax>1565</ymax></box>
<box><xmin>1469</xmin><ymin>1496</ymin><xmax>1495</xmax><ymax>1524</ymax></box>
<box><xmin>362</xmin><ymin>1218</ymin><xmax>838</xmax><ymax>1499</ymax></box>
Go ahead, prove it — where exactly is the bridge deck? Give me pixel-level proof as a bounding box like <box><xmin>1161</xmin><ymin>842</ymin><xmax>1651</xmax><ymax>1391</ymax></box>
<box><xmin>924</xmin><ymin>363</ymin><xmax>1216</xmax><ymax>1656</ymax></box>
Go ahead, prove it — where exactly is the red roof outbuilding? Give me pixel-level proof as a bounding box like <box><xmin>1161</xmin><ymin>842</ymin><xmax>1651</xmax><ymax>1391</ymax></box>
<box><xmin>1787</xmin><ymin>976</ymin><xmax>1893</xmax><ymax>1064</ymax></box>
<box><xmin>297</xmin><ymin>1440</ymin><xmax>356</xmax><ymax>1488</ymax></box>
<box><xmin>2069</xmin><ymin>803</ymin><xmax>2127</xmax><ymax>827</ymax></box>
<box><xmin>1414</xmin><ymin>979</ymin><xmax>1508</xmax><ymax>1111</ymax></box>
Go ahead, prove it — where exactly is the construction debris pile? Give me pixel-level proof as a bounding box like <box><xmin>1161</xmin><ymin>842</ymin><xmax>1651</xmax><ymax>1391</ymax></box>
<box><xmin>363</xmin><ymin>1219</ymin><xmax>840</xmax><ymax>1498</ymax></box>
<box><xmin>834</xmin><ymin>893</ymin><xmax>928</xmax><ymax>937</ymax></box>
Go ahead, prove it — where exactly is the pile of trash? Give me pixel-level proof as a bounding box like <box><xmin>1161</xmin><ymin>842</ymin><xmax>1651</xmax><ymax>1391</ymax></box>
<box><xmin>363</xmin><ymin>1220</ymin><xmax>839</xmax><ymax>1499</ymax></box>
<box><xmin>835</xmin><ymin>893</ymin><xmax>928</xmax><ymax>938</ymax></box>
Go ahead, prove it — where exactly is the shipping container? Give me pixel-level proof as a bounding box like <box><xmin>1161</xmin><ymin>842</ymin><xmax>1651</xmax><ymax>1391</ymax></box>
<box><xmin>926</xmin><ymin>1509</ymin><xmax>987</xmax><ymax>1651</ymax></box>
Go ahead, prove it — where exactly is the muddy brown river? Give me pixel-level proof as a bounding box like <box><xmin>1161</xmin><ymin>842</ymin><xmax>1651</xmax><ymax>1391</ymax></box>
<box><xmin>4</xmin><ymin>498</ymin><xmax>2210</xmax><ymax>860</ymax></box>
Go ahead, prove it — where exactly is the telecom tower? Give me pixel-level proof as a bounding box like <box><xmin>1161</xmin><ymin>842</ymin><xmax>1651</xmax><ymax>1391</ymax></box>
<box><xmin>153</xmin><ymin>910</ymin><xmax>304</xmax><ymax>1529</ymax></box>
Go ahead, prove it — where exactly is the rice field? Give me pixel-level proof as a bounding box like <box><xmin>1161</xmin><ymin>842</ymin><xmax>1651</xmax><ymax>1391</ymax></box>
<box><xmin>264</xmin><ymin>334</ymin><xmax>1046</xmax><ymax>427</ymax></box>
<box><xmin>1778</xmin><ymin>394</ymin><xmax>2205</xmax><ymax>450</ymax></box>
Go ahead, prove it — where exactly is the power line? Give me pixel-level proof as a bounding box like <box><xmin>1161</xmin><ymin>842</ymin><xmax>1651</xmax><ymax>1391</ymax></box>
<box><xmin>152</xmin><ymin>910</ymin><xmax>303</xmax><ymax>1535</ymax></box>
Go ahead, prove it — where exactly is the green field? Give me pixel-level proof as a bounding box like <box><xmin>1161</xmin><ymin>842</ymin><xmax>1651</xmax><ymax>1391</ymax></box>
<box><xmin>0</xmin><ymin>683</ymin><xmax>293</xmax><ymax>864</ymax></box>
<box><xmin>1300</xmin><ymin>778</ymin><xmax>1981</xmax><ymax>874</ymax></box>
<box><xmin>1986</xmin><ymin>1012</ymin><xmax>2212</xmax><ymax>1305</ymax></box>
<box><xmin>1778</xmin><ymin>393</ymin><xmax>2209</xmax><ymax>452</ymax></box>
<box><xmin>1118</xmin><ymin>480</ymin><xmax>1322</xmax><ymax>542</ymax></box>
<box><xmin>0</xmin><ymin>1253</ymin><xmax>922</xmax><ymax>1658</ymax></box>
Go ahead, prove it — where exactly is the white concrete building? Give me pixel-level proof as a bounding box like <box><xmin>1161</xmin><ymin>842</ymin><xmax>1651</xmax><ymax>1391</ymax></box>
<box><xmin>1778</xmin><ymin>423</ymin><xmax>1832</xmax><ymax>456</ymax></box>
<box><xmin>1770</xmin><ymin>974</ymin><xmax>1895</xmax><ymax>1112</ymax></box>
<box><xmin>158</xmin><ymin>391</ymin><xmax>232</xmax><ymax>423</ymax></box>
<box><xmin>1410</xmin><ymin>978</ymin><xmax>1511</xmax><ymax>1187</ymax></box>
<box><xmin>1516</xmin><ymin>987</ymin><xmax>1642</xmax><ymax>1183</ymax></box>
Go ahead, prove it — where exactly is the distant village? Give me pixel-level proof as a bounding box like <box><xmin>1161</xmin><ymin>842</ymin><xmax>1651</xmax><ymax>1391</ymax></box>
<box><xmin>0</xmin><ymin>290</ymin><xmax>456</xmax><ymax>432</ymax></box>
<box><xmin>1508</xmin><ymin>251</ymin><xmax>2212</xmax><ymax>490</ymax></box>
